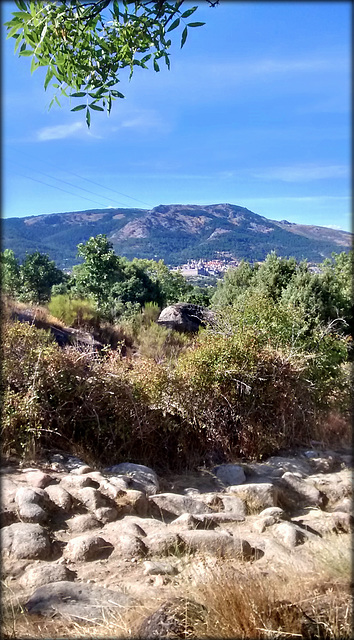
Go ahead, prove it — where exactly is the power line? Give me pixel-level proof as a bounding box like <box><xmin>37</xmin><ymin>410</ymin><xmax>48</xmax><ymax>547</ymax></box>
<box><xmin>8</xmin><ymin>158</ymin><xmax>129</xmax><ymax>208</ymax></box>
<box><xmin>6</xmin><ymin>146</ymin><xmax>152</xmax><ymax>208</ymax></box>
<box><xmin>12</xmin><ymin>171</ymin><xmax>116</xmax><ymax>209</ymax></box>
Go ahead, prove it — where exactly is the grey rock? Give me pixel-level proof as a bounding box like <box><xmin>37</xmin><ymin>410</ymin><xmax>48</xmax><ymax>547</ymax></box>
<box><xmin>15</xmin><ymin>487</ymin><xmax>53</xmax><ymax>524</ymax></box>
<box><xmin>76</xmin><ymin>487</ymin><xmax>111</xmax><ymax>512</ymax></box>
<box><xmin>157</xmin><ymin>302</ymin><xmax>214</xmax><ymax>333</ymax></box>
<box><xmin>1</xmin><ymin>477</ymin><xmax>18</xmax><ymax>504</ymax></box>
<box><xmin>112</xmin><ymin>534</ymin><xmax>147</xmax><ymax>558</ymax></box>
<box><xmin>277</xmin><ymin>472</ymin><xmax>323</xmax><ymax>509</ymax></box>
<box><xmin>213</xmin><ymin>463</ymin><xmax>246</xmax><ymax>487</ymax></box>
<box><xmin>22</xmin><ymin>470</ymin><xmax>53</xmax><ymax>489</ymax></box>
<box><xmin>149</xmin><ymin>493</ymin><xmax>213</xmax><ymax>519</ymax></box>
<box><xmin>2</xmin><ymin>522</ymin><xmax>52</xmax><ymax>559</ymax></box>
<box><xmin>143</xmin><ymin>561</ymin><xmax>178</xmax><ymax>576</ymax></box>
<box><xmin>20</xmin><ymin>563</ymin><xmax>76</xmax><ymax>590</ymax></box>
<box><xmin>67</xmin><ymin>514</ymin><xmax>101</xmax><ymax>533</ymax></box>
<box><xmin>265</xmin><ymin>456</ymin><xmax>313</xmax><ymax>477</ymax></box>
<box><xmin>180</xmin><ymin>530</ymin><xmax>254</xmax><ymax>559</ymax></box>
<box><xmin>63</xmin><ymin>534</ymin><xmax>114</xmax><ymax>562</ymax></box>
<box><xmin>70</xmin><ymin>465</ymin><xmax>93</xmax><ymax>475</ymax></box>
<box><xmin>94</xmin><ymin>506</ymin><xmax>119</xmax><ymax>523</ymax></box>
<box><xmin>226</xmin><ymin>483</ymin><xmax>278</xmax><ymax>513</ymax></box>
<box><xmin>145</xmin><ymin>531</ymin><xmax>185</xmax><ymax>556</ymax></box>
<box><xmin>137</xmin><ymin>597</ymin><xmax>207</xmax><ymax>639</ymax></box>
<box><xmin>272</xmin><ymin>522</ymin><xmax>308</xmax><ymax>548</ymax></box>
<box><xmin>44</xmin><ymin>484</ymin><xmax>73</xmax><ymax>511</ymax></box>
<box><xmin>60</xmin><ymin>475</ymin><xmax>100</xmax><ymax>490</ymax></box>
<box><xmin>26</xmin><ymin>581</ymin><xmax>135</xmax><ymax>621</ymax></box>
<box><xmin>220</xmin><ymin>495</ymin><xmax>246</xmax><ymax>517</ymax></box>
<box><xmin>105</xmin><ymin>463</ymin><xmax>159</xmax><ymax>496</ymax></box>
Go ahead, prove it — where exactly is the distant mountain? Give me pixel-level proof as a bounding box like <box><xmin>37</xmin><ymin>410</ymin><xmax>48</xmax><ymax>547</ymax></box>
<box><xmin>3</xmin><ymin>203</ymin><xmax>352</xmax><ymax>269</ymax></box>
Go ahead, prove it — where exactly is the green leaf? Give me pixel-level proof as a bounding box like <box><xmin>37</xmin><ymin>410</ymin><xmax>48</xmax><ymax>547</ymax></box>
<box><xmin>7</xmin><ymin>25</ymin><xmax>21</xmax><ymax>39</ymax></box>
<box><xmin>71</xmin><ymin>104</ymin><xmax>86</xmax><ymax>111</ymax></box>
<box><xmin>19</xmin><ymin>49</ymin><xmax>33</xmax><ymax>56</ymax></box>
<box><xmin>181</xmin><ymin>26</ymin><xmax>188</xmax><ymax>49</ymax></box>
<box><xmin>14</xmin><ymin>33</ymin><xmax>23</xmax><ymax>53</ymax></box>
<box><xmin>153</xmin><ymin>59</ymin><xmax>160</xmax><ymax>72</ymax></box>
<box><xmin>181</xmin><ymin>7</ymin><xmax>197</xmax><ymax>18</ymax></box>
<box><xmin>187</xmin><ymin>22</ymin><xmax>205</xmax><ymax>27</ymax></box>
<box><xmin>70</xmin><ymin>92</ymin><xmax>86</xmax><ymax>98</ymax></box>
<box><xmin>86</xmin><ymin>107</ymin><xmax>91</xmax><ymax>128</ymax></box>
<box><xmin>167</xmin><ymin>18</ymin><xmax>180</xmax><ymax>32</ymax></box>
<box><xmin>54</xmin><ymin>95</ymin><xmax>61</xmax><ymax>107</ymax></box>
<box><xmin>44</xmin><ymin>68</ymin><xmax>54</xmax><ymax>90</ymax></box>
<box><xmin>89</xmin><ymin>103</ymin><xmax>104</xmax><ymax>111</ymax></box>
<box><xmin>15</xmin><ymin>0</ymin><xmax>28</xmax><ymax>11</ymax></box>
<box><xmin>110</xmin><ymin>90</ymin><xmax>125</xmax><ymax>98</ymax></box>
<box><xmin>30</xmin><ymin>56</ymin><xmax>38</xmax><ymax>74</ymax></box>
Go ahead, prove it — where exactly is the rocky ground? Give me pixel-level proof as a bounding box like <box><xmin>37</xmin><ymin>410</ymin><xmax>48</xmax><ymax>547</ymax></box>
<box><xmin>1</xmin><ymin>447</ymin><xmax>352</xmax><ymax>638</ymax></box>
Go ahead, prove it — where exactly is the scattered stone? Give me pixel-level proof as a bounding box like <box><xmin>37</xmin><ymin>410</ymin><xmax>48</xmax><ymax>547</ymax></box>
<box><xmin>105</xmin><ymin>463</ymin><xmax>159</xmax><ymax>496</ymax></box>
<box><xmin>26</xmin><ymin>581</ymin><xmax>135</xmax><ymax>621</ymax></box>
<box><xmin>44</xmin><ymin>485</ymin><xmax>73</xmax><ymax>511</ymax></box>
<box><xmin>137</xmin><ymin>597</ymin><xmax>207</xmax><ymax>639</ymax></box>
<box><xmin>149</xmin><ymin>493</ymin><xmax>213</xmax><ymax>519</ymax></box>
<box><xmin>22</xmin><ymin>470</ymin><xmax>53</xmax><ymax>489</ymax></box>
<box><xmin>145</xmin><ymin>531</ymin><xmax>185</xmax><ymax>556</ymax></box>
<box><xmin>112</xmin><ymin>534</ymin><xmax>147</xmax><ymax>558</ymax></box>
<box><xmin>94</xmin><ymin>506</ymin><xmax>119</xmax><ymax>523</ymax></box>
<box><xmin>272</xmin><ymin>522</ymin><xmax>308</xmax><ymax>548</ymax></box>
<box><xmin>220</xmin><ymin>495</ymin><xmax>246</xmax><ymax>517</ymax></box>
<box><xmin>2</xmin><ymin>522</ymin><xmax>52</xmax><ymax>560</ymax></box>
<box><xmin>276</xmin><ymin>473</ymin><xmax>323</xmax><ymax>510</ymax></box>
<box><xmin>115</xmin><ymin>489</ymin><xmax>149</xmax><ymax>517</ymax></box>
<box><xmin>76</xmin><ymin>487</ymin><xmax>112</xmax><ymax>512</ymax></box>
<box><xmin>180</xmin><ymin>530</ymin><xmax>254</xmax><ymax>559</ymax></box>
<box><xmin>15</xmin><ymin>487</ymin><xmax>53</xmax><ymax>524</ymax></box>
<box><xmin>67</xmin><ymin>514</ymin><xmax>101</xmax><ymax>533</ymax></box>
<box><xmin>226</xmin><ymin>483</ymin><xmax>278</xmax><ymax>513</ymax></box>
<box><xmin>20</xmin><ymin>563</ymin><xmax>76</xmax><ymax>590</ymax></box>
<box><xmin>63</xmin><ymin>534</ymin><xmax>114</xmax><ymax>562</ymax></box>
<box><xmin>70</xmin><ymin>465</ymin><xmax>93</xmax><ymax>475</ymax></box>
<box><xmin>60</xmin><ymin>475</ymin><xmax>100</xmax><ymax>490</ymax></box>
<box><xmin>213</xmin><ymin>463</ymin><xmax>246</xmax><ymax>487</ymax></box>
<box><xmin>143</xmin><ymin>561</ymin><xmax>178</xmax><ymax>576</ymax></box>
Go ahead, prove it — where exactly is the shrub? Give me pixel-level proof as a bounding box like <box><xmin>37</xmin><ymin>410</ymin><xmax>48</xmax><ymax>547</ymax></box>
<box><xmin>48</xmin><ymin>294</ymin><xmax>98</xmax><ymax>328</ymax></box>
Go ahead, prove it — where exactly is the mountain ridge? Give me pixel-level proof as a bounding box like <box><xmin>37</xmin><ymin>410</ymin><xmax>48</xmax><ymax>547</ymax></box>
<box><xmin>3</xmin><ymin>203</ymin><xmax>352</xmax><ymax>269</ymax></box>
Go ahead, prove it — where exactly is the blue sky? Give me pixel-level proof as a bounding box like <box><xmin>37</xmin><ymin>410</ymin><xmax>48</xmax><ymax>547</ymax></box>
<box><xmin>3</xmin><ymin>1</ymin><xmax>351</xmax><ymax>231</ymax></box>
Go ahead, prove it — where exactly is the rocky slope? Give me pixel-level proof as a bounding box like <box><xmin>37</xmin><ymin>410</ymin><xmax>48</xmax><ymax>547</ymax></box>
<box><xmin>2</xmin><ymin>447</ymin><xmax>352</xmax><ymax>637</ymax></box>
<box><xmin>3</xmin><ymin>203</ymin><xmax>352</xmax><ymax>268</ymax></box>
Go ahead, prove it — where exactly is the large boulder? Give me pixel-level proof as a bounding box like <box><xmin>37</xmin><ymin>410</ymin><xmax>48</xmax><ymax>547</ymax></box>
<box><xmin>105</xmin><ymin>463</ymin><xmax>159</xmax><ymax>496</ymax></box>
<box><xmin>26</xmin><ymin>581</ymin><xmax>135</xmax><ymax>621</ymax></box>
<box><xmin>2</xmin><ymin>522</ymin><xmax>52</xmax><ymax>560</ymax></box>
<box><xmin>157</xmin><ymin>303</ymin><xmax>214</xmax><ymax>333</ymax></box>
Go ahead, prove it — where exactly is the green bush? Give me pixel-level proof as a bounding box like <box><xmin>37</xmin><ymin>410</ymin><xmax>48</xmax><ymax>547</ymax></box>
<box><xmin>48</xmin><ymin>294</ymin><xmax>98</xmax><ymax>328</ymax></box>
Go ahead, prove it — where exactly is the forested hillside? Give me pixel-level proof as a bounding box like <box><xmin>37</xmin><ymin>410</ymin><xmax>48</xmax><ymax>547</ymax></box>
<box><xmin>3</xmin><ymin>204</ymin><xmax>352</xmax><ymax>268</ymax></box>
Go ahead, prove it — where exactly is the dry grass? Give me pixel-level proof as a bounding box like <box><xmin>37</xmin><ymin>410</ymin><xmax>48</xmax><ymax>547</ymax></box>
<box><xmin>2</xmin><ymin>534</ymin><xmax>351</xmax><ymax>639</ymax></box>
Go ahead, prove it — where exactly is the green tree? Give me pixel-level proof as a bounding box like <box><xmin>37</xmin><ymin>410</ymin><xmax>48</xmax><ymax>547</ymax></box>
<box><xmin>5</xmin><ymin>0</ymin><xmax>208</xmax><ymax>125</ymax></box>
<box><xmin>1</xmin><ymin>249</ymin><xmax>21</xmax><ymax>297</ymax></box>
<box><xmin>251</xmin><ymin>252</ymin><xmax>297</xmax><ymax>302</ymax></box>
<box><xmin>19</xmin><ymin>251</ymin><xmax>65</xmax><ymax>304</ymax></box>
<box><xmin>73</xmin><ymin>235</ymin><xmax>161</xmax><ymax>319</ymax></box>
<box><xmin>211</xmin><ymin>259</ymin><xmax>255</xmax><ymax>307</ymax></box>
<box><xmin>133</xmin><ymin>258</ymin><xmax>192</xmax><ymax>306</ymax></box>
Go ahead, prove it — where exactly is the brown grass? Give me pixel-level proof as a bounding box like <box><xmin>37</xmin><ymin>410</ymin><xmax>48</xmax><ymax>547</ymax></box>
<box><xmin>2</xmin><ymin>534</ymin><xmax>351</xmax><ymax>639</ymax></box>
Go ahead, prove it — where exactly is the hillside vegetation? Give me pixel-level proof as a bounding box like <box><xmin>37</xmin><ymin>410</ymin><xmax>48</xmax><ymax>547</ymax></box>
<box><xmin>3</xmin><ymin>204</ymin><xmax>352</xmax><ymax>268</ymax></box>
<box><xmin>1</xmin><ymin>238</ymin><xmax>352</xmax><ymax>467</ymax></box>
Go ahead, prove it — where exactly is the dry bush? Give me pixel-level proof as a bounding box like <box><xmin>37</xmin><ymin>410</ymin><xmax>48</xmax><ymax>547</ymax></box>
<box><xmin>1</xmin><ymin>320</ymin><xmax>199</xmax><ymax>470</ymax></box>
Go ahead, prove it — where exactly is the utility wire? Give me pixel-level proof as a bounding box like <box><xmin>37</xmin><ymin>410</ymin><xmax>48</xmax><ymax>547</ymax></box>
<box><xmin>12</xmin><ymin>171</ymin><xmax>116</xmax><ymax>209</ymax></box>
<box><xmin>6</xmin><ymin>146</ymin><xmax>152</xmax><ymax>208</ymax></box>
<box><xmin>8</xmin><ymin>158</ymin><xmax>129</xmax><ymax>208</ymax></box>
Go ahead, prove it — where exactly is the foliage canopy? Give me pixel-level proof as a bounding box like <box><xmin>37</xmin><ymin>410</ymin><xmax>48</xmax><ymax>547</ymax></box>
<box><xmin>5</xmin><ymin>0</ymin><xmax>210</xmax><ymax>125</ymax></box>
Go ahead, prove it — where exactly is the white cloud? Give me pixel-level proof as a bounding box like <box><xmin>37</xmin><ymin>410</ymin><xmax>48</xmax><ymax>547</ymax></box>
<box><xmin>36</xmin><ymin>122</ymin><xmax>84</xmax><ymax>141</ymax></box>
<box><xmin>251</xmin><ymin>164</ymin><xmax>349</xmax><ymax>182</ymax></box>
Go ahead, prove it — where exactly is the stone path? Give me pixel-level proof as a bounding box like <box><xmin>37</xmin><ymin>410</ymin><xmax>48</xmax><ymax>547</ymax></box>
<box><xmin>1</xmin><ymin>447</ymin><xmax>352</xmax><ymax>635</ymax></box>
